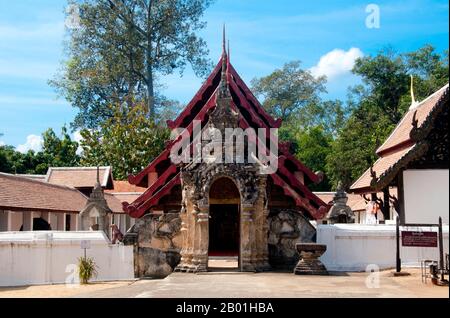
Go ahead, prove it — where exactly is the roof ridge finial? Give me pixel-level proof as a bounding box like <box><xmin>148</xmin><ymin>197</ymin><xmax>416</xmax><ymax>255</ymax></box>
<box><xmin>96</xmin><ymin>165</ymin><xmax>100</xmax><ymax>184</ymax></box>
<box><xmin>409</xmin><ymin>75</ymin><xmax>419</xmax><ymax>109</ymax></box>
<box><xmin>219</xmin><ymin>24</ymin><xmax>230</xmax><ymax>98</ymax></box>
<box><xmin>222</xmin><ymin>24</ymin><xmax>226</xmax><ymax>57</ymax></box>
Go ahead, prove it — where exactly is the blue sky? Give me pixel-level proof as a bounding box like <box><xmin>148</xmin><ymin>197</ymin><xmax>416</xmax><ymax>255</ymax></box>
<box><xmin>0</xmin><ymin>0</ymin><xmax>448</xmax><ymax>151</ymax></box>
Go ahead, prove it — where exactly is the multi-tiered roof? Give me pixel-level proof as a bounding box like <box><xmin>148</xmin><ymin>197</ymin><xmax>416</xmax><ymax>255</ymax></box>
<box><xmin>123</xmin><ymin>39</ymin><xmax>328</xmax><ymax>219</ymax></box>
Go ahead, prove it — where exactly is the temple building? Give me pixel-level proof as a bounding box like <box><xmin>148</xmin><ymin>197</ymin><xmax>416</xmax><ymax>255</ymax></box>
<box><xmin>350</xmin><ymin>83</ymin><xmax>449</xmax><ymax>225</ymax></box>
<box><xmin>123</xmin><ymin>34</ymin><xmax>329</xmax><ymax>276</ymax></box>
<box><xmin>0</xmin><ymin>166</ymin><xmax>143</xmax><ymax>235</ymax></box>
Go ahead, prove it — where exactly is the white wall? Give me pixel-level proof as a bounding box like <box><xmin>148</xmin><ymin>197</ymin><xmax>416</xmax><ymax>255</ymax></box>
<box><xmin>404</xmin><ymin>169</ymin><xmax>449</xmax><ymax>225</ymax></box>
<box><xmin>0</xmin><ymin>231</ymin><xmax>134</xmax><ymax>287</ymax></box>
<box><xmin>317</xmin><ymin>224</ymin><xmax>449</xmax><ymax>272</ymax></box>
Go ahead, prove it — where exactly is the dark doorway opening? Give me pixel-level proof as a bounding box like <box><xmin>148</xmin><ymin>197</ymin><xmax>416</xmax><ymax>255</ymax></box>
<box><xmin>209</xmin><ymin>204</ymin><xmax>240</xmax><ymax>257</ymax></box>
<box><xmin>20</xmin><ymin>217</ymin><xmax>51</xmax><ymax>231</ymax></box>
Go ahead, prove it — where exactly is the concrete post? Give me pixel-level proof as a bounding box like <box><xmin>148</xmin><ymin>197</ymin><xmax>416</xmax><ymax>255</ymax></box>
<box><xmin>22</xmin><ymin>211</ymin><xmax>33</xmax><ymax>231</ymax></box>
<box><xmin>57</xmin><ymin>213</ymin><xmax>66</xmax><ymax>231</ymax></box>
<box><xmin>240</xmin><ymin>203</ymin><xmax>255</xmax><ymax>272</ymax></box>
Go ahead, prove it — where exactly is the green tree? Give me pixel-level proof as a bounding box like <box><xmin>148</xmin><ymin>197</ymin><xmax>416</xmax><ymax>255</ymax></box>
<box><xmin>0</xmin><ymin>128</ymin><xmax>80</xmax><ymax>175</ymax></box>
<box><xmin>326</xmin><ymin>45</ymin><xmax>449</xmax><ymax>189</ymax></box>
<box><xmin>41</xmin><ymin>126</ymin><xmax>80</xmax><ymax>168</ymax></box>
<box><xmin>293</xmin><ymin>126</ymin><xmax>333</xmax><ymax>191</ymax></box>
<box><xmin>80</xmin><ymin>102</ymin><xmax>170</xmax><ymax>180</ymax></box>
<box><xmin>51</xmin><ymin>0</ymin><xmax>213</xmax><ymax>128</ymax></box>
<box><xmin>251</xmin><ymin>61</ymin><xmax>326</xmax><ymax>122</ymax></box>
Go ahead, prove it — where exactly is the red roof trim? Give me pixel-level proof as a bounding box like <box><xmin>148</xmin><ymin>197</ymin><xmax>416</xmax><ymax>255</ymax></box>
<box><xmin>124</xmin><ymin>173</ymin><xmax>181</xmax><ymax>218</ymax></box>
<box><xmin>230</xmin><ymin>64</ymin><xmax>281</xmax><ymax>128</ymax></box>
<box><xmin>269</xmin><ymin>174</ymin><xmax>321</xmax><ymax>219</ymax></box>
<box><xmin>167</xmin><ymin>59</ymin><xmax>222</xmax><ymax>129</ymax></box>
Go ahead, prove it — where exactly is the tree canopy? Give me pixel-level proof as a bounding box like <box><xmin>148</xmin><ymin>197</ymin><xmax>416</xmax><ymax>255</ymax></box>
<box><xmin>79</xmin><ymin>102</ymin><xmax>170</xmax><ymax>180</ymax></box>
<box><xmin>0</xmin><ymin>127</ymin><xmax>80</xmax><ymax>175</ymax></box>
<box><xmin>51</xmin><ymin>0</ymin><xmax>214</xmax><ymax>128</ymax></box>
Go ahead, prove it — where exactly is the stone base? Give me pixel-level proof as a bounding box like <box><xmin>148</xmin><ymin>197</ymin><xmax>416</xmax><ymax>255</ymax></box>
<box><xmin>294</xmin><ymin>243</ymin><xmax>328</xmax><ymax>276</ymax></box>
<box><xmin>294</xmin><ymin>259</ymin><xmax>328</xmax><ymax>275</ymax></box>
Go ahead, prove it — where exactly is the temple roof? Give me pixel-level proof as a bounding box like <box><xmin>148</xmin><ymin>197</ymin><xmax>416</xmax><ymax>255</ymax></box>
<box><xmin>350</xmin><ymin>83</ymin><xmax>449</xmax><ymax>194</ymax></box>
<box><xmin>45</xmin><ymin>166</ymin><xmax>114</xmax><ymax>189</ymax></box>
<box><xmin>124</xmin><ymin>47</ymin><xmax>328</xmax><ymax>219</ymax></box>
<box><xmin>0</xmin><ymin>172</ymin><xmax>88</xmax><ymax>213</ymax></box>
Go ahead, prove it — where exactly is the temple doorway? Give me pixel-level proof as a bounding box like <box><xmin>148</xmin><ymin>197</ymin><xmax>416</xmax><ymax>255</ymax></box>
<box><xmin>208</xmin><ymin>177</ymin><xmax>240</xmax><ymax>269</ymax></box>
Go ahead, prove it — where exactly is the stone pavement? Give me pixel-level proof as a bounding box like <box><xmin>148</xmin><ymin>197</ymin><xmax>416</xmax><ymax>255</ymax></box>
<box><xmin>73</xmin><ymin>269</ymin><xmax>448</xmax><ymax>298</ymax></box>
<box><xmin>0</xmin><ymin>269</ymin><xmax>447</xmax><ymax>298</ymax></box>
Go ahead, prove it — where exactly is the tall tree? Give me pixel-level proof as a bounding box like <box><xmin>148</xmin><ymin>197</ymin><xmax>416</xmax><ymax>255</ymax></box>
<box><xmin>326</xmin><ymin>45</ymin><xmax>449</xmax><ymax>189</ymax></box>
<box><xmin>251</xmin><ymin>61</ymin><xmax>326</xmax><ymax>122</ymax></box>
<box><xmin>79</xmin><ymin>102</ymin><xmax>170</xmax><ymax>180</ymax></box>
<box><xmin>0</xmin><ymin>127</ymin><xmax>80</xmax><ymax>175</ymax></box>
<box><xmin>51</xmin><ymin>0</ymin><xmax>213</xmax><ymax>128</ymax></box>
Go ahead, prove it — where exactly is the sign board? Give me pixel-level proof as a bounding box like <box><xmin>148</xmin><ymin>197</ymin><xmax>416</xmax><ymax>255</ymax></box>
<box><xmin>403</xmin><ymin>170</ymin><xmax>449</xmax><ymax>224</ymax></box>
<box><xmin>80</xmin><ymin>240</ymin><xmax>91</xmax><ymax>249</ymax></box>
<box><xmin>401</xmin><ymin>231</ymin><xmax>438</xmax><ymax>247</ymax></box>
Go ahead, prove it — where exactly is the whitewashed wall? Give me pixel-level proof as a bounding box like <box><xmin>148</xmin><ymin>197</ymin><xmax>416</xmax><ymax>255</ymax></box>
<box><xmin>403</xmin><ymin>169</ymin><xmax>449</xmax><ymax>224</ymax></box>
<box><xmin>0</xmin><ymin>231</ymin><xmax>134</xmax><ymax>287</ymax></box>
<box><xmin>317</xmin><ymin>224</ymin><xmax>449</xmax><ymax>272</ymax></box>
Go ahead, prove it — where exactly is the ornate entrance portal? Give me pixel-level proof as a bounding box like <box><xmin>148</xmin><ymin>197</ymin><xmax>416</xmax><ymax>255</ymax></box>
<box><xmin>123</xmin><ymin>34</ymin><xmax>329</xmax><ymax>278</ymax></box>
<box><xmin>209</xmin><ymin>204</ymin><xmax>239</xmax><ymax>257</ymax></box>
<box><xmin>208</xmin><ymin>178</ymin><xmax>240</xmax><ymax>267</ymax></box>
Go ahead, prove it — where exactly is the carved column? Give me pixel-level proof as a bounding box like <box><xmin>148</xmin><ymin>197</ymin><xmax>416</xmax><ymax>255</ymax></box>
<box><xmin>192</xmin><ymin>201</ymin><xmax>209</xmax><ymax>272</ymax></box>
<box><xmin>240</xmin><ymin>203</ymin><xmax>255</xmax><ymax>271</ymax></box>
<box><xmin>185</xmin><ymin>203</ymin><xmax>198</xmax><ymax>272</ymax></box>
<box><xmin>175</xmin><ymin>212</ymin><xmax>188</xmax><ymax>272</ymax></box>
<box><xmin>255</xmin><ymin>175</ymin><xmax>271</xmax><ymax>271</ymax></box>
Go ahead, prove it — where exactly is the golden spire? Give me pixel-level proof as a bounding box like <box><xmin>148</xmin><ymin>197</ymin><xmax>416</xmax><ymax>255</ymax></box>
<box><xmin>219</xmin><ymin>24</ymin><xmax>230</xmax><ymax>98</ymax></box>
<box><xmin>409</xmin><ymin>75</ymin><xmax>419</xmax><ymax>109</ymax></box>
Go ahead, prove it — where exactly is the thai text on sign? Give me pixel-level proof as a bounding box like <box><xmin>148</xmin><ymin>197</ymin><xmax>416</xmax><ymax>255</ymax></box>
<box><xmin>401</xmin><ymin>231</ymin><xmax>438</xmax><ymax>247</ymax></box>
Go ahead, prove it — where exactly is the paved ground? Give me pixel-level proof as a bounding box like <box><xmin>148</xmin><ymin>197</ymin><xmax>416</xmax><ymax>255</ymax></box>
<box><xmin>0</xmin><ymin>281</ymin><xmax>135</xmax><ymax>298</ymax></box>
<box><xmin>1</xmin><ymin>269</ymin><xmax>446</xmax><ymax>298</ymax></box>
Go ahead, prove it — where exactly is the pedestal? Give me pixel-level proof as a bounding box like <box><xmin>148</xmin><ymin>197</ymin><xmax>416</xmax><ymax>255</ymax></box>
<box><xmin>294</xmin><ymin>243</ymin><xmax>328</xmax><ymax>275</ymax></box>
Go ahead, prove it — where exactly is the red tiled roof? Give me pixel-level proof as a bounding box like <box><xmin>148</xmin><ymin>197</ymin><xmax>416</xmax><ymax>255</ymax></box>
<box><xmin>123</xmin><ymin>53</ymin><xmax>327</xmax><ymax>219</ymax></box>
<box><xmin>377</xmin><ymin>84</ymin><xmax>448</xmax><ymax>156</ymax></box>
<box><xmin>351</xmin><ymin>83</ymin><xmax>449</xmax><ymax>193</ymax></box>
<box><xmin>105</xmin><ymin>180</ymin><xmax>147</xmax><ymax>193</ymax></box>
<box><xmin>46</xmin><ymin>166</ymin><xmax>113</xmax><ymax>189</ymax></box>
<box><xmin>351</xmin><ymin>145</ymin><xmax>414</xmax><ymax>192</ymax></box>
<box><xmin>0</xmin><ymin>173</ymin><xmax>88</xmax><ymax>213</ymax></box>
<box><xmin>104</xmin><ymin>193</ymin><xmax>126</xmax><ymax>214</ymax></box>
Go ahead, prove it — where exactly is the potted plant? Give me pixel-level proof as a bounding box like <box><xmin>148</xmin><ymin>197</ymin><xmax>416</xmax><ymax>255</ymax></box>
<box><xmin>78</xmin><ymin>256</ymin><xmax>98</xmax><ymax>284</ymax></box>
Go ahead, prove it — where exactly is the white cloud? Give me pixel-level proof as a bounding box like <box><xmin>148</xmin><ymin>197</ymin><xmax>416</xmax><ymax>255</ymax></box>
<box><xmin>0</xmin><ymin>141</ymin><xmax>5</xmax><ymax>147</ymax></box>
<box><xmin>16</xmin><ymin>134</ymin><xmax>43</xmax><ymax>153</ymax></box>
<box><xmin>310</xmin><ymin>48</ymin><xmax>364</xmax><ymax>80</ymax></box>
<box><xmin>73</xmin><ymin>130</ymin><xmax>84</xmax><ymax>155</ymax></box>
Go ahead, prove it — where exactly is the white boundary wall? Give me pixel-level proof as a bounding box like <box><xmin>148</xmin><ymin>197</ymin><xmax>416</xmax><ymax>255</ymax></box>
<box><xmin>0</xmin><ymin>231</ymin><xmax>134</xmax><ymax>287</ymax></box>
<box><xmin>317</xmin><ymin>224</ymin><xmax>449</xmax><ymax>272</ymax></box>
<box><xmin>403</xmin><ymin>169</ymin><xmax>449</xmax><ymax>224</ymax></box>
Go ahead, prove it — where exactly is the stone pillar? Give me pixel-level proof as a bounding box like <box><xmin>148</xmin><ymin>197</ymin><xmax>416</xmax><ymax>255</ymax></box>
<box><xmin>185</xmin><ymin>202</ymin><xmax>197</xmax><ymax>272</ymax></box>
<box><xmin>240</xmin><ymin>203</ymin><xmax>255</xmax><ymax>272</ymax></box>
<box><xmin>175</xmin><ymin>212</ymin><xmax>189</xmax><ymax>272</ymax></box>
<box><xmin>22</xmin><ymin>211</ymin><xmax>33</xmax><ymax>231</ymax></box>
<box><xmin>192</xmin><ymin>202</ymin><xmax>209</xmax><ymax>273</ymax></box>
<box><xmin>0</xmin><ymin>211</ymin><xmax>9</xmax><ymax>231</ymax></box>
<box><xmin>255</xmin><ymin>176</ymin><xmax>271</xmax><ymax>271</ymax></box>
<box><xmin>50</xmin><ymin>213</ymin><xmax>58</xmax><ymax>230</ymax></box>
<box><xmin>57</xmin><ymin>213</ymin><xmax>66</xmax><ymax>231</ymax></box>
<box><xmin>261</xmin><ymin>207</ymin><xmax>271</xmax><ymax>270</ymax></box>
<box><xmin>70</xmin><ymin>214</ymin><xmax>78</xmax><ymax>231</ymax></box>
